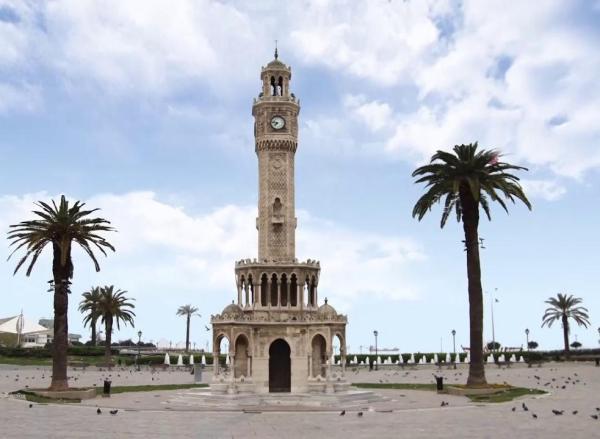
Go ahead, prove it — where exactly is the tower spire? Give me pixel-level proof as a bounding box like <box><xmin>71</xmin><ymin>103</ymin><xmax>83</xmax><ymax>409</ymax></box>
<box><xmin>274</xmin><ymin>39</ymin><xmax>278</xmax><ymax>60</ymax></box>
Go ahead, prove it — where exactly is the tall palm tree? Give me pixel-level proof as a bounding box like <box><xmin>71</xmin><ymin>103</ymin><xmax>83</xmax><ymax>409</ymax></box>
<box><xmin>542</xmin><ymin>293</ymin><xmax>590</xmax><ymax>359</ymax></box>
<box><xmin>412</xmin><ymin>143</ymin><xmax>531</xmax><ymax>386</ymax></box>
<box><xmin>79</xmin><ymin>286</ymin><xmax>102</xmax><ymax>346</ymax></box>
<box><xmin>8</xmin><ymin>195</ymin><xmax>115</xmax><ymax>391</ymax></box>
<box><xmin>97</xmin><ymin>285</ymin><xmax>136</xmax><ymax>365</ymax></box>
<box><xmin>176</xmin><ymin>305</ymin><xmax>200</xmax><ymax>353</ymax></box>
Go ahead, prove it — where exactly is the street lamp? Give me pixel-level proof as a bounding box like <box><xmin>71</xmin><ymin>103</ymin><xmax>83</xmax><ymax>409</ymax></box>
<box><xmin>525</xmin><ymin>328</ymin><xmax>530</xmax><ymax>351</ymax></box>
<box><xmin>373</xmin><ymin>330</ymin><xmax>378</xmax><ymax>371</ymax></box>
<box><xmin>137</xmin><ymin>330</ymin><xmax>142</xmax><ymax>371</ymax></box>
<box><xmin>451</xmin><ymin>329</ymin><xmax>456</xmax><ymax>354</ymax></box>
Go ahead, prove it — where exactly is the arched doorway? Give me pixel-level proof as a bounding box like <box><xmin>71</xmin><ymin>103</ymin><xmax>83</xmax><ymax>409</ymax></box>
<box><xmin>269</xmin><ymin>339</ymin><xmax>291</xmax><ymax>392</ymax></box>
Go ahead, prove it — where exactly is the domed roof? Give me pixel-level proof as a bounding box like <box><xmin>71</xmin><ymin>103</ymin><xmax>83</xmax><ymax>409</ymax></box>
<box><xmin>221</xmin><ymin>302</ymin><xmax>243</xmax><ymax>316</ymax></box>
<box><xmin>317</xmin><ymin>298</ymin><xmax>337</xmax><ymax>316</ymax></box>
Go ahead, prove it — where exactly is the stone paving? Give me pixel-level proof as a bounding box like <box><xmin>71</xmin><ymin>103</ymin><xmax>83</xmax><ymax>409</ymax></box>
<box><xmin>1</xmin><ymin>362</ymin><xmax>599</xmax><ymax>438</ymax></box>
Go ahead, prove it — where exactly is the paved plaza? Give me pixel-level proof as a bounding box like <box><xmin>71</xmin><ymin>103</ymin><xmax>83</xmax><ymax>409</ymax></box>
<box><xmin>1</xmin><ymin>362</ymin><xmax>599</xmax><ymax>438</ymax></box>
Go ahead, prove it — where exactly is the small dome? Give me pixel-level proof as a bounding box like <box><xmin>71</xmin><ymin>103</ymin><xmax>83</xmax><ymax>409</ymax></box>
<box><xmin>317</xmin><ymin>298</ymin><xmax>337</xmax><ymax>316</ymax></box>
<box><xmin>222</xmin><ymin>302</ymin><xmax>243</xmax><ymax>316</ymax></box>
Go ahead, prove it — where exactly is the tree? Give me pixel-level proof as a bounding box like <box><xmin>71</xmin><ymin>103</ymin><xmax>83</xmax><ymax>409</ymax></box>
<box><xmin>542</xmin><ymin>293</ymin><xmax>590</xmax><ymax>359</ymax></box>
<box><xmin>412</xmin><ymin>143</ymin><xmax>531</xmax><ymax>386</ymax></box>
<box><xmin>176</xmin><ymin>304</ymin><xmax>200</xmax><ymax>353</ymax></box>
<box><xmin>8</xmin><ymin>195</ymin><xmax>114</xmax><ymax>390</ymax></box>
<box><xmin>97</xmin><ymin>286</ymin><xmax>135</xmax><ymax>365</ymax></box>
<box><xmin>78</xmin><ymin>286</ymin><xmax>102</xmax><ymax>346</ymax></box>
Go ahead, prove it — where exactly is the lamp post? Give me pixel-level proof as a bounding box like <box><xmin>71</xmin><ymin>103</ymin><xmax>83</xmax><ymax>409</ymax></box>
<box><xmin>373</xmin><ymin>330</ymin><xmax>378</xmax><ymax>371</ymax></box>
<box><xmin>137</xmin><ymin>330</ymin><xmax>142</xmax><ymax>371</ymax></box>
<box><xmin>525</xmin><ymin>328</ymin><xmax>530</xmax><ymax>351</ymax></box>
<box><xmin>451</xmin><ymin>329</ymin><xmax>456</xmax><ymax>354</ymax></box>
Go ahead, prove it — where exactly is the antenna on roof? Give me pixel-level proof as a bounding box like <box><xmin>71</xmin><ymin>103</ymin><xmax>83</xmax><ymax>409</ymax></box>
<box><xmin>274</xmin><ymin>39</ymin><xmax>278</xmax><ymax>60</ymax></box>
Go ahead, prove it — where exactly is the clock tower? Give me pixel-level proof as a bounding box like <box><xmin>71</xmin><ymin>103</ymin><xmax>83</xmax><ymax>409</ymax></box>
<box><xmin>210</xmin><ymin>50</ymin><xmax>347</xmax><ymax>395</ymax></box>
<box><xmin>252</xmin><ymin>48</ymin><xmax>300</xmax><ymax>262</ymax></box>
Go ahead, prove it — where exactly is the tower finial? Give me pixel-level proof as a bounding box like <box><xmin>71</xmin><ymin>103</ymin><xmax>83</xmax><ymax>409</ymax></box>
<box><xmin>274</xmin><ymin>39</ymin><xmax>278</xmax><ymax>60</ymax></box>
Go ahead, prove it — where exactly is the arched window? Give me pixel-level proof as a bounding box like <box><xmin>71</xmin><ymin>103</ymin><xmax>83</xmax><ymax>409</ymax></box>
<box><xmin>261</xmin><ymin>274</ymin><xmax>268</xmax><ymax>306</ymax></box>
<box><xmin>270</xmin><ymin>76</ymin><xmax>277</xmax><ymax>96</ymax></box>
<box><xmin>280</xmin><ymin>274</ymin><xmax>288</xmax><ymax>307</ymax></box>
<box><xmin>277</xmin><ymin>76</ymin><xmax>283</xmax><ymax>96</ymax></box>
<box><xmin>290</xmin><ymin>274</ymin><xmax>297</xmax><ymax>307</ymax></box>
<box><xmin>270</xmin><ymin>273</ymin><xmax>278</xmax><ymax>306</ymax></box>
<box><xmin>247</xmin><ymin>275</ymin><xmax>254</xmax><ymax>305</ymax></box>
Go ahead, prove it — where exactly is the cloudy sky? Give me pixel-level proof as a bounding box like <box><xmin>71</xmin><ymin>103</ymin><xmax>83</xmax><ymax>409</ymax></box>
<box><xmin>1</xmin><ymin>0</ymin><xmax>599</xmax><ymax>353</ymax></box>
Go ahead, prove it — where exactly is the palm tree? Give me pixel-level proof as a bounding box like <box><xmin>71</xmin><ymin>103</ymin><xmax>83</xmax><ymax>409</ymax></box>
<box><xmin>79</xmin><ymin>286</ymin><xmax>102</xmax><ymax>346</ymax></box>
<box><xmin>176</xmin><ymin>305</ymin><xmax>200</xmax><ymax>353</ymax></box>
<box><xmin>542</xmin><ymin>293</ymin><xmax>590</xmax><ymax>359</ymax></box>
<box><xmin>8</xmin><ymin>195</ymin><xmax>115</xmax><ymax>391</ymax></box>
<box><xmin>412</xmin><ymin>143</ymin><xmax>531</xmax><ymax>386</ymax></box>
<box><xmin>97</xmin><ymin>285</ymin><xmax>136</xmax><ymax>366</ymax></box>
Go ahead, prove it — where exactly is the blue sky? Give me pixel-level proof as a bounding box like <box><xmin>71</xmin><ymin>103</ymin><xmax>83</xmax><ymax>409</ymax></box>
<box><xmin>1</xmin><ymin>0</ymin><xmax>599</xmax><ymax>353</ymax></box>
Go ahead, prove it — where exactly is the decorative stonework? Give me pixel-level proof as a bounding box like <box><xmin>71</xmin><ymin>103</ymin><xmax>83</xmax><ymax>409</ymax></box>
<box><xmin>211</xmin><ymin>54</ymin><xmax>347</xmax><ymax>395</ymax></box>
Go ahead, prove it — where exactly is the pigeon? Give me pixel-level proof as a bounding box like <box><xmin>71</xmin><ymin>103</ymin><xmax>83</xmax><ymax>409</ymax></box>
<box><xmin>340</xmin><ymin>410</ymin><xmax>345</xmax><ymax>416</ymax></box>
<box><xmin>522</xmin><ymin>403</ymin><xmax>529</xmax><ymax>412</ymax></box>
<box><xmin>441</xmin><ymin>401</ymin><xmax>449</xmax><ymax>407</ymax></box>
<box><xmin>511</xmin><ymin>407</ymin><xmax>516</xmax><ymax>412</ymax></box>
<box><xmin>572</xmin><ymin>411</ymin><xmax>578</xmax><ymax>415</ymax></box>
<box><xmin>109</xmin><ymin>409</ymin><xmax>118</xmax><ymax>415</ymax></box>
<box><xmin>532</xmin><ymin>414</ymin><xmax>538</xmax><ymax>419</ymax></box>
<box><xmin>552</xmin><ymin>410</ymin><xmax>564</xmax><ymax>416</ymax></box>
<box><xmin>205</xmin><ymin>326</ymin><xmax>210</xmax><ymax>331</ymax></box>
<box><xmin>97</xmin><ymin>408</ymin><xmax>102</xmax><ymax>414</ymax></box>
<box><xmin>591</xmin><ymin>415</ymin><xmax>598</xmax><ymax>420</ymax></box>
<box><xmin>357</xmin><ymin>412</ymin><xmax>363</xmax><ymax>417</ymax></box>
<box><xmin>29</xmin><ymin>404</ymin><xmax>33</xmax><ymax>408</ymax></box>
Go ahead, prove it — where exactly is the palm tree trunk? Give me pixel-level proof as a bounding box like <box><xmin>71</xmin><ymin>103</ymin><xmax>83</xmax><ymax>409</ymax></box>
<box><xmin>185</xmin><ymin>315</ymin><xmax>190</xmax><ymax>353</ymax></box>
<box><xmin>105</xmin><ymin>318</ymin><xmax>113</xmax><ymax>367</ymax></box>
<box><xmin>460</xmin><ymin>188</ymin><xmax>487</xmax><ymax>387</ymax></box>
<box><xmin>91</xmin><ymin>317</ymin><xmax>97</xmax><ymax>346</ymax></box>
<box><xmin>50</xmin><ymin>246</ymin><xmax>70</xmax><ymax>391</ymax></box>
<box><xmin>562</xmin><ymin>315</ymin><xmax>570</xmax><ymax>360</ymax></box>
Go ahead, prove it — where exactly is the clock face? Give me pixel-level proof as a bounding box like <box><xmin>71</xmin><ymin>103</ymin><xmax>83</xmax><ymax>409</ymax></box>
<box><xmin>270</xmin><ymin>116</ymin><xmax>285</xmax><ymax>130</ymax></box>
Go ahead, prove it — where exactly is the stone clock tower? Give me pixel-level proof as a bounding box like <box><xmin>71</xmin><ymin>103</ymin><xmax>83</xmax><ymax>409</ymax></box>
<box><xmin>252</xmin><ymin>48</ymin><xmax>300</xmax><ymax>262</ymax></box>
<box><xmin>210</xmin><ymin>50</ymin><xmax>348</xmax><ymax>395</ymax></box>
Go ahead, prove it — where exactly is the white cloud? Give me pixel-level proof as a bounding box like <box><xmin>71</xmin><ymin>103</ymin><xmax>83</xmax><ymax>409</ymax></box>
<box><xmin>344</xmin><ymin>94</ymin><xmax>393</xmax><ymax>132</ymax></box>
<box><xmin>0</xmin><ymin>192</ymin><xmax>425</xmax><ymax>336</ymax></box>
<box><xmin>520</xmin><ymin>179</ymin><xmax>566</xmax><ymax>202</ymax></box>
<box><xmin>0</xmin><ymin>82</ymin><xmax>41</xmax><ymax>112</ymax></box>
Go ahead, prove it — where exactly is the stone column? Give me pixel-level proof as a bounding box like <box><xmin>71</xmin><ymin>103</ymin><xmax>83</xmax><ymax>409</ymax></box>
<box><xmin>237</xmin><ymin>284</ymin><xmax>242</xmax><ymax>306</ymax></box>
<box><xmin>247</xmin><ymin>356</ymin><xmax>252</xmax><ymax>378</ymax></box>
<box><xmin>299</xmin><ymin>284</ymin><xmax>304</xmax><ymax>311</ymax></box>
<box><xmin>308</xmin><ymin>354</ymin><xmax>312</xmax><ymax>377</ymax></box>
<box><xmin>213</xmin><ymin>350</ymin><xmax>219</xmax><ymax>377</ymax></box>
<box><xmin>255</xmin><ymin>284</ymin><xmax>260</xmax><ymax>309</ymax></box>
<box><xmin>277</xmin><ymin>280</ymin><xmax>281</xmax><ymax>309</ymax></box>
<box><xmin>244</xmin><ymin>284</ymin><xmax>250</xmax><ymax>307</ymax></box>
<box><xmin>267</xmin><ymin>279</ymin><xmax>271</xmax><ymax>309</ymax></box>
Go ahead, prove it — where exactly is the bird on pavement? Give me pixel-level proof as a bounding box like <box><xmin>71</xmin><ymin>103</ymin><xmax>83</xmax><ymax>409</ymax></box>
<box><xmin>572</xmin><ymin>411</ymin><xmax>578</xmax><ymax>415</ymax></box>
<box><xmin>340</xmin><ymin>410</ymin><xmax>345</xmax><ymax>416</ymax></box>
<box><xmin>357</xmin><ymin>412</ymin><xmax>363</xmax><ymax>417</ymax></box>
<box><xmin>110</xmin><ymin>409</ymin><xmax>118</xmax><ymax>415</ymax></box>
<box><xmin>552</xmin><ymin>410</ymin><xmax>564</xmax><ymax>416</ymax></box>
<box><xmin>511</xmin><ymin>407</ymin><xmax>516</xmax><ymax>412</ymax></box>
<box><xmin>522</xmin><ymin>403</ymin><xmax>529</xmax><ymax>412</ymax></box>
<box><xmin>591</xmin><ymin>415</ymin><xmax>598</xmax><ymax>420</ymax></box>
<box><xmin>532</xmin><ymin>414</ymin><xmax>538</xmax><ymax>419</ymax></box>
<box><xmin>97</xmin><ymin>408</ymin><xmax>102</xmax><ymax>414</ymax></box>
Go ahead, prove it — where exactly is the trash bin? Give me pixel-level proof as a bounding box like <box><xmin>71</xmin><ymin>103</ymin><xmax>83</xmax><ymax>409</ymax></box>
<box><xmin>435</xmin><ymin>375</ymin><xmax>444</xmax><ymax>391</ymax></box>
<box><xmin>194</xmin><ymin>366</ymin><xmax>203</xmax><ymax>384</ymax></box>
<box><xmin>103</xmin><ymin>379</ymin><xmax>112</xmax><ymax>397</ymax></box>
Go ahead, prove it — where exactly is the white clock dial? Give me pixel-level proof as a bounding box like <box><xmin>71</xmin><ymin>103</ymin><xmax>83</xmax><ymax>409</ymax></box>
<box><xmin>271</xmin><ymin>116</ymin><xmax>285</xmax><ymax>130</ymax></box>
